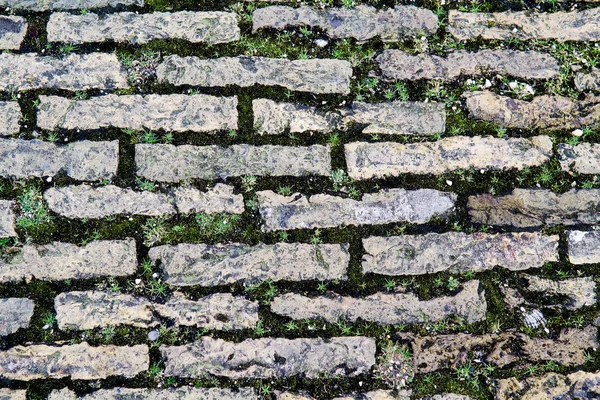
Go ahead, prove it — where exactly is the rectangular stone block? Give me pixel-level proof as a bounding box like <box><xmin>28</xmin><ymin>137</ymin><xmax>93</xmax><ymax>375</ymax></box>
<box><xmin>0</xmin><ymin>139</ymin><xmax>118</xmax><ymax>181</ymax></box>
<box><xmin>0</xmin><ymin>102</ymin><xmax>21</xmax><ymax>136</ymax></box>
<box><xmin>0</xmin><ymin>16</ymin><xmax>26</xmax><ymax>50</ymax></box>
<box><xmin>252</xmin><ymin>5</ymin><xmax>437</xmax><ymax>42</ymax></box>
<box><xmin>0</xmin><ymin>240</ymin><xmax>137</xmax><ymax>283</ymax></box>
<box><xmin>49</xmin><ymin>388</ymin><xmax>258</xmax><ymax>400</ymax></box>
<box><xmin>0</xmin><ymin>389</ymin><xmax>26</xmax><ymax>400</ymax></box>
<box><xmin>362</xmin><ymin>232</ymin><xmax>558</xmax><ymax>276</ymax></box>
<box><xmin>0</xmin><ymin>53</ymin><xmax>128</xmax><ymax>91</ymax></box>
<box><xmin>494</xmin><ymin>371</ymin><xmax>600</xmax><ymax>400</ymax></box>
<box><xmin>345</xmin><ymin>136</ymin><xmax>552</xmax><ymax>179</ymax></box>
<box><xmin>135</xmin><ymin>144</ymin><xmax>331</xmax><ymax>182</ymax></box>
<box><xmin>157</xmin><ymin>56</ymin><xmax>352</xmax><ymax>94</ymax></box>
<box><xmin>0</xmin><ymin>343</ymin><xmax>148</xmax><ymax>380</ymax></box>
<box><xmin>518</xmin><ymin>274</ymin><xmax>596</xmax><ymax>311</ymax></box>
<box><xmin>377</xmin><ymin>49</ymin><xmax>559</xmax><ymax>81</ymax></box>
<box><xmin>47</xmin><ymin>11</ymin><xmax>240</xmax><ymax>44</ymax></box>
<box><xmin>257</xmin><ymin>189</ymin><xmax>457</xmax><ymax>231</ymax></box>
<box><xmin>0</xmin><ymin>298</ymin><xmax>34</xmax><ymax>336</ymax></box>
<box><xmin>38</xmin><ymin>94</ymin><xmax>237</xmax><ymax>132</ymax></box>
<box><xmin>0</xmin><ymin>200</ymin><xmax>16</xmax><ymax>238</ymax></box>
<box><xmin>161</xmin><ymin>337</ymin><xmax>375</xmax><ymax>379</ymax></box>
<box><xmin>558</xmin><ymin>143</ymin><xmax>600</xmax><ymax>174</ymax></box>
<box><xmin>0</xmin><ymin>0</ymin><xmax>143</xmax><ymax>10</ymax></box>
<box><xmin>575</xmin><ymin>67</ymin><xmax>600</xmax><ymax>92</ymax></box>
<box><xmin>568</xmin><ymin>230</ymin><xmax>600</xmax><ymax>265</ymax></box>
<box><xmin>149</xmin><ymin>242</ymin><xmax>349</xmax><ymax>286</ymax></box>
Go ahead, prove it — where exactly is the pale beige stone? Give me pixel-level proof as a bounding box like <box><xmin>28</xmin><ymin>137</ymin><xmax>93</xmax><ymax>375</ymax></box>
<box><xmin>173</xmin><ymin>184</ymin><xmax>244</xmax><ymax>214</ymax></box>
<box><xmin>0</xmin><ymin>200</ymin><xmax>16</xmax><ymax>238</ymax></box>
<box><xmin>494</xmin><ymin>371</ymin><xmax>600</xmax><ymax>400</ymax></box>
<box><xmin>559</xmin><ymin>143</ymin><xmax>600</xmax><ymax>174</ymax></box>
<box><xmin>575</xmin><ymin>68</ymin><xmax>600</xmax><ymax>92</ymax></box>
<box><xmin>0</xmin><ymin>298</ymin><xmax>34</xmax><ymax>336</ymax></box>
<box><xmin>48</xmin><ymin>387</ymin><xmax>258</xmax><ymax>400</ymax></box>
<box><xmin>567</xmin><ymin>230</ymin><xmax>600</xmax><ymax>264</ymax></box>
<box><xmin>0</xmin><ymin>102</ymin><xmax>21</xmax><ymax>136</ymax></box>
<box><xmin>521</xmin><ymin>274</ymin><xmax>596</xmax><ymax>310</ymax></box>
<box><xmin>0</xmin><ymin>389</ymin><xmax>26</xmax><ymax>400</ymax></box>
<box><xmin>0</xmin><ymin>0</ymin><xmax>143</xmax><ymax>10</ymax></box>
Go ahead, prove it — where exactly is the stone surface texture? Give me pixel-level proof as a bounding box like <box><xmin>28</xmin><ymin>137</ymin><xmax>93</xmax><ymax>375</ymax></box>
<box><xmin>0</xmin><ymin>16</ymin><xmax>26</xmax><ymax>50</ymax></box>
<box><xmin>575</xmin><ymin>68</ymin><xmax>600</xmax><ymax>91</ymax></box>
<box><xmin>559</xmin><ymin>143</ymin><xmax>600</xmax><ymax>174</ymax></box>
<box><xmin>173</xmin><ymin>184</ymin><xmax>244</xmax><ymax>214</ymax></box>
<box><xmin>520</xmin><ymin>274</ymin><xmax>596</xmax><ymax>310</ymax></box>
<box><xmin>494</xmin><ymin>371</ymin><xmax>600</xmax><ymax>400</ymax></box>
<box><xmin>0</xmin><ymin>102</ymin><xmax>21</xmax><ymax>136</ymax></box>
<box><xmin>0</xmin><ymin>200</ymin><xmax>16</xmax><ymax>238</ymax></box>
<box><xmin>48</xmin><ymin>388</ymin><xmax>258</xmax><ymax>400</ymax></box>
<box><xmin>0</xmin><ymin>0</ymin><xmax>143</xmax><ymax>10</ymax></box>
<box><xmin>0</xmin><ymin>389</ymin><xmax>26</xmax><ymax>400</ymax></box>
<box><xmin>567</xmin><ymin>230</ymin><xmax>600</xmax><ymax>264</ymax></box>
<box><xmin>0</xmin><ymin>298</ymin><xmax>34</xmax><ymax>336</ymax></box>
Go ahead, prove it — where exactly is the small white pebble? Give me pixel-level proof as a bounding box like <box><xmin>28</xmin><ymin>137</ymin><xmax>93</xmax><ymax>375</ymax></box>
<box><xmin>148</xmin><ymin>330</ymin><xmax>159</xmax><ymax>341</ymax></box>
<box><xmin>512</xmin><ymin>27</ymin><xmax>518</xmax><ymax>32</ymax></box>
<box><xmin>509</xmin><ymin>81</ymin><xmax>518</xmax><ymax>90</ymax></box>
<box><xmin>152</xmin><ymin>273</ymin><xmax>159</xmax><ymax>279</ymax></box>
<box><xmin>135</xmin><ymin>278</ymin><xmax>141</xmax><ymax>285</ymax></box>
<box><xmin>46</xmin><ymin>176</ymin><xmax>52</xmax><ymax>183</ymax></box>
<box><xmin>446</xmin><ymin>180</ymin><xmax>453</xmax><ymax>186</ymax></box>
<box><xmin>480</xmin><ymin>169</ymin><xmax>486</xmax><ymax>174</ymax></box>
<box><xmin>42</xmin><ymin>324</ymin><xmax>51</xmax><ymax>330</ymax></box>
<box><xmin>572</xmin><ymin>128</ymin><xmax>583</xmax><ymax>137</ymax></box>
<box><xmin>314</xmin><ymin>38</ymin><xmax>328</xmax><ymax>48</ymax></box>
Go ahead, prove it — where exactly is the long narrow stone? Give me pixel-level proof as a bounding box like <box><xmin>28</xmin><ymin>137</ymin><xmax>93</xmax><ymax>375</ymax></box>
<box><xmin>377</xmin><ymin>49</ymin><xmax>559</xmax><ymax>81</ymax></box>
<box><xmin>0</xmin><ymin>240</ymin><xmax>137</xmax><ymax>283</ymax></box>
<box><xmin>558</xmin><ymin>143</ymin><xmax>600</xmax><ymax>174</ymax></box>
<box><xmin>0</xmin><ymin>16</ymin><xmax>26</xmax><ymax>50</ymax></box>
<box><xmin>520</xmin><ymin>274</ymin><xmax>596</xmax><ymax>310</ymax></box>
<box><xmin>135</xmin><ymin>144</ymin><xmax>331</xmax><ymax>181</ymax></box>
<box><xmin>575</xmin><ymin>68</ymin><xmax>600</xmax><ymax>91</ymax></box>
<box><xmin>275</xmin><ymin>391</ymin><xmax>411</xmax><ymax>400</ymax></box>
<box><xmin>49</xmin><ymin>388</ymin><xmax>258</xmax><ymax>400</ymax></box>
<box><xmin>0</xmin><ymin>298</ymin><xmax>34</xmax><ymax>336</ymax></box>
<box><xmin>257</xmin><ymin>189</ymin><xmax>456</xmax><ymax>231</ymax></box>
<box><xmin>345</xmin><ymin>136</ymin><xmax>552</xmax><ymax>179</ymax></box>
<box><xmin>47</xmin><ymin>11</ymin><xmax>240</xmax><ymax>45</ymax></box>
<box><xmin>271</xmin><ymin>280</ymin><xmax>486</xmax><ymax>324</ymax></box>
<box><xmin>0</xmin><ymin>53</ymin><xmax>128</xmax><ymax>91</ymax></box>
<box><xmin>253</xmin><ymin>99</ymin><xmax>446</xmax><ymax>135</ymax></box>
<box><xmin>567</xmin><ymin>230</ymin><xmax>600</xmax><ymax>265</ymax></box>
<box><xmin>468</xmin><ymin>189</ymin><xmax>600</xmax><ymax>227</ymax></box>
<box><xmin>448</xmin><ymin>9</ymin><xmax>600</xmax><ymax>41</ymax></box>
<box><xmin>37</xmin><ymin>94</ymin><xmax>238</xmax><ymax>132</ymax></box>
<box><xmin>464</xmin><ymin>91</ymin><xmax>600</xmax><ymax>130</ymax></box>
<box><xmin>362</xmin><ymin>232</ymin><xmax>558</xmax><ymax>276</ymax></box>
<box><xmin>0</xmin><ymin>139</ymin><xmax>118</xmax><ymax>181</ymax></box>
<box><xmin>0</xmin><ymin>102</ymin><xmax>21</xmax><ymax>136</ymax></box>
<box><xmin>252</xmin><ymin>5</ymin><xmax>437</xmax><ymax>42</ymax></box>
<box><xmin>149</xmin><ymin>243</ymin><xmax>349</xmax><ymax>286</ymax></box>
<box><xmin>157</xmin><ymin>56</ymin><xmax>352</xmax><ymax>94</ymax></box>
<box><xmin>0</xmin><ymin>0</ymin><xmax>143</xmax><ymax>10</ymax></box>
<box><xmin>161</xmin><ymin>337</ymin><xmax>375</xmax><ymax>379</ymax></box>
<box><xmin>0</xmin><ymin>343</ymin><xmax>148</xmax><ymax>380</ymax></box>
<box><xmin>494</xmin><ymin>371</ymin><xmax>600</xmax><ymax>400</ymax></box>
<box><xmin>0</xmin><ymin>389</ymin><xmax>26</xmax><ymax>400</ymax></box>
<box><xmin>0</xmin><ymin>200</ymin><xmax>16</xmax><ymax>238</ymax></box>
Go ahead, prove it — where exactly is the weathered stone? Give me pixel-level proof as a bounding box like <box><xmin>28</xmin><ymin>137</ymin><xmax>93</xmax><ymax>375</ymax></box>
<box><xmin>258</xmin><ymin>189</ymin><xmax>456</xmax><ymax>231</ymax></box>
<box><xmin>0</xmin><ymin>139</ymin><xmax>118</xmax><ymax>181</ymax></box>
<box><xmin>464</xmin><ymin>91</ymin><xmax>600</xmax><ymax>130</ymax></box>
<box><xmin>275</xmin><ymin>391</ymin><xmax>409</xmax><ymax>400</ymax></box>
<box><xmin>0</xmin><ymin>16</ymin><xmax>26</xmax><ymax>50</ymax></box>
<box><xmin>345</xmin><ymin>136</ymin><xmax>552</xmax><ymax>179</ymax></box>
<box><xmin>161</xmin><ymin>336</ymin><xmax>375</xmax><ymax>379</ymax></box>
<box><xmin>252</xmin><ymin>5</ymin><xmax>437</xmax><ymax>42</ymax></box>
<box><xmin>468</xmin><ymin>189</ymin><xmax>600</xmax><ymax>227</ymax></box>
<box><xmin>0</xmin><ymin>102</ymin><xmax>21</xmax><ymax>136</ymax></box>
<box><xmin>155</xmin><ymin>292</ymin><xmax>259</xmax><ymax>330</ymax></box>
<box><xmin>377</xmin><ymin>49</ymin><xmax>559</xmax><ymax>81</ymax></box>
<box><xmin>48</xmin><ymin>11</ymin><xmax>239</xmax><ymax>45</ymax></box>
<box><xmin>567</xmin><ymin>230</ymin><xmax>600</xmax><ymax>264</ymax></box>
<box><xmin>157</xmin><ymin>56</ymin><xmax>352</xmax><ymax>94</ymax></box>
<box><xmin>253</xmin><ymin>99</ymin><xmax>445</xmax><ymax>135</ymax></box>
<box><xmin>55</xmin><ymin>291</ymin><xmax>155</xmax><ymax>330</ymax></box>
<box><xmin>173</xmin><ymin>184</ymin><xmax>244</xmax><ymax>214</ymax></box>
<box><xmin>0</xmin><ymin>200</ymin><xmax>16</xmax><ymax>238</ymax></box>
<box><xmin>271</xmin><ymin>280</ymin><xmax>486</xmax><ymax>324</ymax></box>
<box><xmin>448</xmin><ymin>8</ymin><xmax>600</xmax><ymax>41</ymax></box>
<box><xmin>135</xmin><ymin>144</ymin><xmax>331</xmax><ymax>181</ymax></box>
<box><xmin>37</xmin><ymin>94</ymin><xmax>237</xmax><ymax>132</ymax></box>
<box><xmin>494</xmin><ymin>371</ymin><xmax>600</xmax><ymax>400</ymax></box>
<box><xmin>0</xmin><ymin>53</ymin><xmax>128</xmax><ymax>91</ymax></box>
<box><xmin>412</xmin><ymin>326</ymin><xmax>598</xmax><ymax>373</ymax></box>
<box><xmin>0</xmin><ymin>240</ymin><xmax>137</xmax><ymax>283</ymax></box>
<box><xmin>520</xmin><ymin>274</ymin><xmax>596</xmax><ymax>311</ymax></box>
<box><xmin>0</xmin><ymin>0</ymin><xmax>143</xmax><ymax>10</ymax></box>
<box><xmin>424</xmin><ymin>396</ymin><xmax>473</xmax><ymax>400</ymax></box>
<box><xmin>48</xmin><ymin>387</ymin><xmax>258</xmax><ymax>400</ymax></box>
<box><xmin>575</xmin><ymin>68</ymin><xmax>600</xmax><ymax>92</ymax></box>
<box><xmin>362</xmin><ymin>232</ymin><xmax>558</xmax><ymax>276</ymax></box>
<box><xmin>559</xmin><ymin>143</ymin><xmax>600</xmax><ymax>174</ymax></box>
<box><xmin>0</xmin><ymin>342</ymin><xmax>148</xmax><ymax>380</ymax></box>
<box><xmin>0</xmin><ymin>389</ymin><xmax>26</xmax><ymax>400</ymax></box>
<box><xmin>149</xmin><ymin>242</ymin><xmax>349</xmax><ymax>286</ymax></box>
<box><xmin>0</xmin><ymin>298</ymin><xmax>34</xmax><ymax>336</ymax></box>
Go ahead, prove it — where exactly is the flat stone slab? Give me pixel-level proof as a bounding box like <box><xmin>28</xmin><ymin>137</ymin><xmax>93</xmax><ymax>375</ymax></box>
<box><xmin>0</xmin><ymin>343</ymin><xmax>148</xmax><ymax>380</ymax></box>
<box><xmin>252</xmin><ymin>5</ymin><xmax>437</xmax><ymax>42</ymax></box>
<box><xmin>448</xmin><ymin>8</ymin><xmax>600</xmax><ymax>41</ymax></box>
<box><xmin>49</xmin><ymin>387</ymin><xmax>258</xmax><ymax>400</ymax></box>
<box><xmin>0</xmin><ymin>200</ymin><xmax>16</xmax><ymax>238</ymax></box>
<box><xmin>157</xmin><ymin>56</ymin><xmax>352</xmax><ymax>94</ymax></box>
<box><xmin>0</xmin><ymin>298</ymin><xmax>34</xmax><ymax>336</ymax></box>
<box><xmin>0</xmin><ymin>102</ymin><xmax>21</xmax><ymax>136</ymax></box>
<box><xmin>135</xmin><ymin>144</ymin><xmax>331</xmax><ymax>182</ymax></box>
<box><xmin>0</xmin><ymin>389</ymin><xmax>26</xmax><ymax>400</ymax></box>
<box><xmin>464</xmin><ymin>91</ymin><xmax>600</xmax><ymax>130</ymax></box>
<box><xmin>0</xmin><ymin>0</ymin><xmax>143</xmax><ymax>10</ymax></box>
<box><xmin>257</xmin><ymin>189</ymin><xmax>456</xmax><ymax>231</ymax></box>
<box><xmin>567</xmin><ymin>230</ymin><xmax>600</xmax><ymax>265</ymax></box>
<box><xmin>149</xmin><ymin>242</ymin><xmax>349</xmax><ymax>286</ymax></box>
<box><xmin>271</xmin><ymin>280</ymin><xmax>486</xmax><ymax>324</ymax></box>
<box><xmin>558</xmin><ymin>143</ymin><xmax>600</xmax><ymax>174</ymax></box>
<box><xmin>254</xmin><ymin>99</ymin><xmax>446</xmax><ymax>135</ymax></box>
<box><xmin>345</xmin><ymin>136</ymin><xmax>552</xmax><ymax>179</ymax></box>
<box><xmin>468</xmin><ymin>189</ymin><xmax>600</xmax><ymax>227</ymax></box>
<box><xmin>494</xmin><ymin>371</ymin><xmax>600</xmax><ymax>400</ymax></box>
<box><xmin>38</xmin><ymin>94</ymin><xmax>238</xmax><ymax>132</ymax></box>
<box><xmin>362</xmin><ymin>232</ymin><xmax>558</xmax><ymax>276</ymax></box>
<box><xmin>0</xmin><ymin>240</ymin><xmax>137</xmax><ymax>283</ymax></box>
<box><xmin>161</xmin><ymin>337</ymin><xmax>375</xmax><ymax>379</ymax></box>
<box><xmin>276</xmin><ymin>391</ymin><xmax>409</xmax><ymax>400</ymax></box>
<box><xmin>173</xmin><ymin>184</ymin><xmax>244</xmax><ymax>214</ymax></box>
<box><xmin>520</xmin><ymin>274</ymin><xmax>596</xmax><ymax>310</ymax></box>
<box><xmin>48</xmin><ymin>11</ymin><xmax>239</xmax><ymax>45</ymax></box>
<box><xmin>377</xmin><ymin>49</ymin><xmax>559</xmax><ymax>81</ymax></box>
<box><xmin>0</xmin><ymin>53</ymin><xmax>128</xmax><ymax>91</ymax></box>
<box><xmin>575</xmin><ymin>68</ymin><xmax>600</xmax><ymax>91</ymax></box>
<box><xmin>0</xmin><ymin>139</ymin><xmax>118</xmax><ymax>181</ymax></box>
<box><xmin>0</xmin><ymin>16</ymin><xmax>26</xmax><ymax>50</ymax></box>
